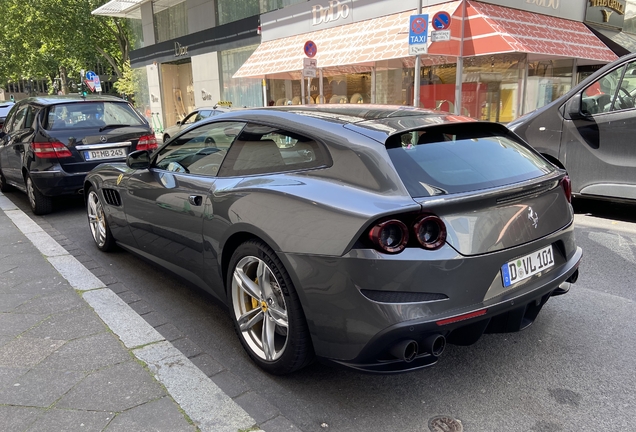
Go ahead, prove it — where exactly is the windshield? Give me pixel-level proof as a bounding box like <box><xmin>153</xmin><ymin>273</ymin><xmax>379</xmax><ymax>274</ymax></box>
<box><xmin>386</xmin><ymin>124</ymin><xmax>554</xmax><ymax>198</ymax></box>
<box><xmin>45</xmin><ymin>102</ymin><xmax>145</xmax><ymax>130</ymax></box>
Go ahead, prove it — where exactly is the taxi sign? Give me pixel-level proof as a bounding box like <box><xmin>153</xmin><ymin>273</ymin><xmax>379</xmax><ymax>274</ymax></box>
<box><xmin>409</xmin><ymin>14</ymin><xmax>429</xmax><ymax>55</ymax></box>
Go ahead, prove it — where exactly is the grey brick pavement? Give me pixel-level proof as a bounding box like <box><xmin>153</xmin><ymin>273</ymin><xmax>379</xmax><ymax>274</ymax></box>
<box><xmin>0</xmin><ymin>193</ymin><xmax>262</xmax><ymax>432</ymax></box>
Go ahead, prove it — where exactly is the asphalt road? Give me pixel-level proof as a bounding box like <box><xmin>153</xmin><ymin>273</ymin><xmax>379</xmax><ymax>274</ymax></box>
<box><xmin>4</xmin><ymin>190</ymin><xmax>635</xmax><ymax>432</ymax></box>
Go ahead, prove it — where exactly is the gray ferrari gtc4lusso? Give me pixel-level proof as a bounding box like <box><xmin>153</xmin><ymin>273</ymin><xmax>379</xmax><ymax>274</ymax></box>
<box><xmin>83</xmin><ymin>105</ymin><xmax>582</xmax><ymax>374</ymax></box>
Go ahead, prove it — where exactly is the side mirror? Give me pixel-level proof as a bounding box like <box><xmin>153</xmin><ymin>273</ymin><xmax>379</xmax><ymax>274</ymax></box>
<box><xmin>565</xmin><ymin>94</ymin><xmax>585</xmax><ymax>120</ymax></box>
<box><xmin>126</xmin><ymin>150</ymin><xmax>151</xmax><ymax>169</ymax></box>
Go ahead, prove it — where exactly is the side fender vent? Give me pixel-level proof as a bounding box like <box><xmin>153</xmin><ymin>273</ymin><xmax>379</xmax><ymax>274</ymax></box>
<box><xmin>102</xmin><ymin>188</ymin><xmax>122</xmax><ymax>206</ymax></box>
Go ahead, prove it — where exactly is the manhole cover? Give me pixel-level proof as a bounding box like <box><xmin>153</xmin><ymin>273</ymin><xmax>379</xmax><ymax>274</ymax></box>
<box><xmin>428</xmin><ymin>415</ymin><xmax>463</xmax><ymax>432</ymax></box>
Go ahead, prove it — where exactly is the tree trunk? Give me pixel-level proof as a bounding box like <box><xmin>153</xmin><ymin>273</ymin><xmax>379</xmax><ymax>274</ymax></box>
<box><xmin>59</xmin><ymin>66</ymin><xmax>69</xmax><ymax>95</ymax></box>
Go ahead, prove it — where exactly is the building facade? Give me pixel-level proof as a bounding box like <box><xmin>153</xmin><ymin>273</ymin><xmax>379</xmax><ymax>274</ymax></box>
<box><xmin>93</xmin><ymin>0</ymin><xmax>636</xmax><ymax>129</ymax></box>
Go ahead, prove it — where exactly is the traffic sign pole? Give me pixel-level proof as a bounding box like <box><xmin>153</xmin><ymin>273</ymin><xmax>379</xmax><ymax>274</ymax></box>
<box><xmin>414</xmin><ymin>3</ymin><xmax>422</xmax><ymax>107</ymax></box>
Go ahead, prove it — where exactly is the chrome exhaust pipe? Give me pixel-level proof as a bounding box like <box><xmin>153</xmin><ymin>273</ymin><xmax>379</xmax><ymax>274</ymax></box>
<box><xmin>390</xmin><ymin>340</ymin><xmax>419</xmax><ymax>363</ymax></box>
<box><xmin>551</xmin><ymin>281</ymin><xmax>570</xmax><ymax>297</ymax></box>
<box><xmin>422</xmin><ymin>334</ymin><xmax>446</xmax><ymax>357</ymax></box>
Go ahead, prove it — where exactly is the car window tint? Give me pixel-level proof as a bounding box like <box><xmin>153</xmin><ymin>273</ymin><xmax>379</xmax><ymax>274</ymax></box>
<box><xmin>155</xmin><ymin>121</ymin><xmax>245</xmax><ymax>176</ymax></box>
<box><xmin>183</xmin><ymin>112</ymin><xmax>198</xmax><ymax>124</ymax></box>
<box><xmin>199</xmin><ymin>110</ymin><xmax>212</xmax><ymax>119</ymax></box>
<box><xmin>386</xmin><ymin>124</ymin><xmax>554</xmax><ymax>198</ymax></box>
<box><xmin>45</xmin><ymin>102</ymin><xmax>144</xmax><ymax>130</ymax></box>
<box><xmin>582</xmin><ymin>66</ymin><xmax>624</xmax><ymax>115</ymax></box>
<box><xmin>612</xmin><ymin>60</ymin><xmax>636</xmax><ymax>111</ymax></box>
<box><xmin>12</xmin><ymin>107</ymin><xmax>28</xmax><ymax>130</ymax></box>
<box><xmin>218</xmin><ymin>123</ymin><xmax>330</xmax><ymax>177</ymax></box>
<box><xmin>3</xmin><ymin>105</ymin><xmax>20</xmax><ymax>132</ymax></box>
<box><xmin>24</xmin><ymin>106</ymin><xmax>39</xmax><ymax>129</ymax></box>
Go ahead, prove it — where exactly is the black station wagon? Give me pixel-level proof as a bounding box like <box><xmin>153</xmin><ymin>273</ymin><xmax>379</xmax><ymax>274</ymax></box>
<box><xmin>0</xmin><ymin>95</ymin><xmax>157</xmax><ymax>214</ymax></box>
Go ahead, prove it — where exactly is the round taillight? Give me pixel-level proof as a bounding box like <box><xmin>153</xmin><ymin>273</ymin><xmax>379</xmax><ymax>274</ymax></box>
<box><xmin>369</xmin><ymin>220</ymin><xmax>409</xmax><ymax>254</ymax></box>
<box><xmin>413</xmin><ymin>215</ymin><xmax>446</xmax><ymax>250</ymax></box>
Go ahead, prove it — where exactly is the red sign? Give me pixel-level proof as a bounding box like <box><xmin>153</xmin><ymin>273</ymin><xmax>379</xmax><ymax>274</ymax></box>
<box><xmin>304</xmin><ymin>40</ymin><xmax>317</xmax><ymax>58</ymax></box>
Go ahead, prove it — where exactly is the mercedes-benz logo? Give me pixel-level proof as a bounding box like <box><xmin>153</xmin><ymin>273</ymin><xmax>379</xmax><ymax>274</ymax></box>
<box><xmin>100</xmin><ymin>136</ymin><xmax>107</xmax><ymax>143</ymax></box>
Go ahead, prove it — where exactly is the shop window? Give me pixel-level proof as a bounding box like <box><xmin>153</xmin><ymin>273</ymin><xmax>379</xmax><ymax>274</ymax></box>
<box><xmin>624</xmin><ymin>0</ymin><xmax>636</xmax><ymax>35</ymax></box>
<box><xmin>154</xmin><ymin>0</ymin><xmax>187</xmax><ymax>43</ymax></box>
<box><xmin>218</xmin><ymin>123</ymin><xmax>330</xmax><ymax>177</ymax></box>
<box><xmin>217</xmin><ymin>0</ymin><xmax>259</xmax><ymax>25</ymax></box>
<box><xmin>127</xmin><ymin>17</ymin><xmax>144</xmax><ymax>50</ymax></box>
<box><xmin>523</xmin><ymin>58</ymin><xmax>573</xmax><ymax>116</ymax></box>
<box><xmin>219</xmin><ymin>45</ymin><xmax>262</xmax><ymax>108</ymax></box>
<box><xmin>217</xmin><ymin>0</ymin><xmax>305</xmax><ymax>25</ymax></box>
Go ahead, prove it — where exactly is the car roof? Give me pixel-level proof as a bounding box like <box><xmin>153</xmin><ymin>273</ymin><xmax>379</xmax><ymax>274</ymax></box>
<box><xmin>213</xmin><ymin>105</ymin><xmax>483</xmax><ymax>142</ymax></box>
<box><xmin>19</xmin><ymin>95</ymin><xmax>128</xmax><ymax>106</ymax></box>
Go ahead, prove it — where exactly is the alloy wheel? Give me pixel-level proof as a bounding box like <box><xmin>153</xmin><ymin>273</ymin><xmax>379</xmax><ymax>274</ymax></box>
<box><xmin>87</xmin><ymin>190</ymin><xmax>107</xmax><ymax>247</ymax></box>
<box><xmin>26</xmin><ymin>177</ymin><xmax>36</xmax><ymax>208</ymax></box>
<box><xmin>231</xmin><ymin>256</ymin><xmax>289</xmax><ymax>361</ymax></box>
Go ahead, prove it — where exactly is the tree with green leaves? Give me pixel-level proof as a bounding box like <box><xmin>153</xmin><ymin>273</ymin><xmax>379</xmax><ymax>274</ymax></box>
<box><xmin>0</xmin><ymin>0</ymin><xmax>132</xmax><ymax>94</ymax></box>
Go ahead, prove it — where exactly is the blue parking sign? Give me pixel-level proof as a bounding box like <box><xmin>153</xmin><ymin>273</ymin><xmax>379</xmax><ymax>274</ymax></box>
<box><xmin>409</xmin><ymin>14</ymin><xmax>429</xmax><ymax>45</ymax></box>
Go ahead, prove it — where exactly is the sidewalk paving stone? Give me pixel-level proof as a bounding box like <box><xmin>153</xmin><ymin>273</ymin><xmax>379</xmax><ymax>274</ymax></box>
<box><xmin>0</xmin><ymin>192</ymin><xmax>264</xmax><ymax>432</ymax></box>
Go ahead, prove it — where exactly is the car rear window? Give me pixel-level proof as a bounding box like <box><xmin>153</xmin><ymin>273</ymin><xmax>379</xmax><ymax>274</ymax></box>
<box><xmin>45</xmin><ymin>102</ymin><xmax>145</xmax><ymax>130</ymax></box>
<box><xmin>385</xmin><ymin>124</ymin><xmax>554</xmax><ymax>197</ymax></box>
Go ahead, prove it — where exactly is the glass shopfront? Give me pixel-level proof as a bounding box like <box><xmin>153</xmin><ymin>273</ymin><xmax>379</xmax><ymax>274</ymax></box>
<box><xmin>220</xmin><ymin>46</ymin><xmax>263</xmax><ymax>107</ymax></box>
<box><xmin>262</xmin><ymin>53</ymin><xmax>573</xmax><ymax>122</ymax></box>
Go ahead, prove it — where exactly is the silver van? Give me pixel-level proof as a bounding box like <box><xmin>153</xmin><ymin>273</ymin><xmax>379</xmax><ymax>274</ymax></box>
<box><xmin>508</xmin><ymin>53</ymin><xmax>636</xmax><ymax>203</ymax></box>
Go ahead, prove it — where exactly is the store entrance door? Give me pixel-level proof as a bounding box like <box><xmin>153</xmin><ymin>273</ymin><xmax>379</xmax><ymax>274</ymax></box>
<box><xmin>161</xmin><ymin>59</ymin><xmax>194</xmax><ymax>129</ymax></box>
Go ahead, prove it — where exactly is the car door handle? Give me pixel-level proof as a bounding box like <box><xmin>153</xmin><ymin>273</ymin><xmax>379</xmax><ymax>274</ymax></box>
<box><xmin>188</xmin><ymin>195</ymin><xmax>202</xmax><ymax>206</ymax></box>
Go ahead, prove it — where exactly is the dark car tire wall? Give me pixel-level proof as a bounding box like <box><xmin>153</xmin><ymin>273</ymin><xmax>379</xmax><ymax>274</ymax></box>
<box><xmin>227</xmin><ymin>240</ymin><xmax>314</xmax><ymax>375</ymax></box>
<box><xmin>26</xmin><ymin>175</ymin><xmax>53</xmax><ymax>215</ymax></box>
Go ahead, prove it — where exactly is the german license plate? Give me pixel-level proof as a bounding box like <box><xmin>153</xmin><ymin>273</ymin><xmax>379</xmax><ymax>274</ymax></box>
<box><xmin>501</xmin><ymin>245</ymin><xmax>554</xmax><ymax>287</ymax></box>
<box><xmin>84</xmin><ymin>148</ymin><xmax>126</xmax><ymax>160</ymax></box>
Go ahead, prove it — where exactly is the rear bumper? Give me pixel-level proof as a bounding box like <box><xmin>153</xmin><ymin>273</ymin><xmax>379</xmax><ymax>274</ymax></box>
<box><xmin>29</xmin><ymin>169</ymin><xmax>87</xmax><ymax>196</ymax></box>
<box><xmin>327</xmin><ymin>249</ymin><xmax>581</xmax><ymax>373</ymax></box>
<box><xmin>281</xmin><ymin>223</ymin><xmax>581</xmax><ymax>373</ymax></box>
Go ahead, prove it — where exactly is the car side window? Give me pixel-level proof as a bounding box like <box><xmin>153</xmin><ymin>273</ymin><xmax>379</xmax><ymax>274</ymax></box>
<box><xmin>182</xmin><ymin>112</ymin><xmax>198</xmax><ymax>125</ymax></box>
<box><xmin>218</xmin><ymin>123</ymin><xmax>330</xmax><ymax>177</ymax></box>
<box><xmin>11</xmin><ymin>106</ymin><xmax>29</xmax><ymax>131</ymax></box>
<box><xmin>154</xmin><ymin>121</ymin><xmax>245</xmax><ymax>176</ymax></box>
<box><xmin>23</xmin><ymin>106</ymin><xmax>39</xmax><ymax>129</ymax></box>
<box><xmin>582</xmin><ymin>66</ymin><xmax>624</xmax><ymax>115</ymax></box>
<box><xmin>2</xmin><ymin>105</ymin><xmax>20</xmax><ymax>132</ymax></box>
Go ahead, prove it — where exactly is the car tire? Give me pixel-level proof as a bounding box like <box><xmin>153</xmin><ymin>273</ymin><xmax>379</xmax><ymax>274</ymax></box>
<box><xmin>0</xmin><ymin>169</ymin><xmax>12</xmax><ymax>192</ymax></box>
<box><xmin>26</xmin><ymin>175</ymin><xmax>53</xmax><ymax>215</ymax></box>
<box><xmin>228</xmin><ymin>239</ymin><xmax>314</xmax><ymax>375</ymax></box>
<box><xmin>163</xmin><ymin>134</ymin><xmax>170</xmax><ymax>143</ymax></box>
<box><xmin>86</xmin><ymin>187</ymin><xmax>115</xmax><ymax>252</ymax></box>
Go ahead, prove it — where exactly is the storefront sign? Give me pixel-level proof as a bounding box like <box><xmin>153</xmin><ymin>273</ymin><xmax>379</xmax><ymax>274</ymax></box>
<box><xmin>312</xmin><ymin>0</ymin><xmax>350</xmax><ymax>26</ymax></box>
<box><xmin>174</xmin><ymin>42</ymin><xmax>189</xmax><ymax>57</ymax></box>
<box><xmin>585</xmin><ymin>0</ymin><xmax>625</xmax><ymax>28</ymax></box>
